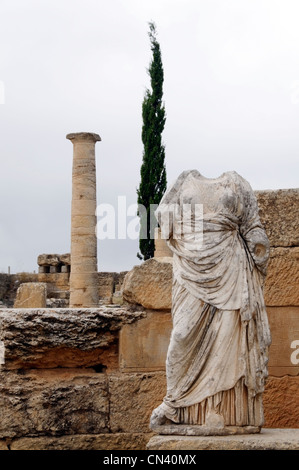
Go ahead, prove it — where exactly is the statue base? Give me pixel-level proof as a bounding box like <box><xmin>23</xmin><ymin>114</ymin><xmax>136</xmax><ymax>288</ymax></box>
<box><xmin>150</xmin><ymin>424</ymin><xmax>261</xmax><ymax>436</ymax></box>
<box><xmin>147</xmin><ymin>428</ymin><xmax>299</xmax><ymax>450</ymax></box>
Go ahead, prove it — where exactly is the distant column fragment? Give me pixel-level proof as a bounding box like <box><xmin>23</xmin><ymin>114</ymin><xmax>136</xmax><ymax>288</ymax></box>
<box><xmin>66</xmin><ymin>132</ymin><xmax>101</xmax><ymax>308</ymax></box>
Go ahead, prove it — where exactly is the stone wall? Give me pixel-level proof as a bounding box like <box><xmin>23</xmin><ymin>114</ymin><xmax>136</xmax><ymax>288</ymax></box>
<box><xmin>0</xmin><ymin>307</ymin><xmax>162</xmax><ymax>450</ymax></box>
<box><xmin>257</xmin><ymin>189</ymin><xmax>299</xmax><ymax>380</ymax></box>
<box><xmin>0</xmin><ymin>271</ymin><xmax>127</xmax><ymax>308</ymax></box>
<box><xmin>0</xmin><ymin>306</ymin><xmax>298</xmax><ymax>450</ymax></box>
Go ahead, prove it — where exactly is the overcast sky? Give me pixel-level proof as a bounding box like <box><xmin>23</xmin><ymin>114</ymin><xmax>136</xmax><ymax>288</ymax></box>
<box><xmin>0</xmin><ymin>0</ymin><xmax>298</xmax><ymax>274</ymax></box>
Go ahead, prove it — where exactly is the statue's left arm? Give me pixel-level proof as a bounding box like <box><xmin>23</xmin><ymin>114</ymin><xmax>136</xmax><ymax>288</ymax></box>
<box><xmin>239</xmin><ymin>178</ymin><xmax>270</xmax><ymax>277</ymax></box>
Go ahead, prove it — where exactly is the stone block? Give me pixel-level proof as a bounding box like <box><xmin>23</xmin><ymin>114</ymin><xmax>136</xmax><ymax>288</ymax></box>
<box><xmin>264</xmin><ymin>375</ymin><xmax>299</xmax><ymax>428</ymax></box>
<box><xmin>112</xmin><ymin>292</ymin><xmax>123</xmax><ymax>305</ymax></box>
<box><xmin>0</xmin><ymin>307</ymin><xmax>144</xmax><ymax>369</ymax></box>
<box><xmin>267</xmin><ymin>306</ymin><xmax>299</xmax><ymax>376</ymax></box>
<box><xmin>147</xmin><ymin>428</ymin><xmax>299</xmax><ymax>450</ymax></box>
<box><xmin>119</xmin><ymin>310</ymin><xmax>172</xmax><ymax>371</ymax></box>
<box><xmin>123</xmin><ymin>258</ymin><xmax>173</xmax><ymax>310</ymax></box>
<box><xmin>0</xmin><ymin>369</ymin><xmax>109</xmax><ymax>438</ymax></box>
<box><xmin>109</xmin><ymin>372</ymin><xmax>166</xmax><ymax>433</ymax></box>
<box><xmin>256</xmin><ymin>188</ymin><xmax>299</xmax><ymax>247</ymax></box>
<box><xmin>13</xmin><ymin>282</ymin><xmax>47</xmax><ymax>308</ymax></box>
<box><xmin>60</xmin><ymin>253</ymin><xmax>70</xmax><ymax>265</ymax></box>
<box><xmin>10</xmin><ymin>433</ymin><xmax>150</xmax><ymax>451</ymax></box>
<box><xmin>0</xmin><ymin>440</ymin><xmax>8</xmax><ymax>450</ymax></box>
<box><xmin>37</xmin><ymin>254</ymin><xmax>60</xmax><ymax>267</ymax></box>
<box><xmin>37</xmin><ymin>273</ymin><xmax>70</xmax><ymax>291</ymax></box>
<box><xmin>264</xmin><ymin>247</ymin><xmax>299</xmax><ymax>306</ymax></box>
<box><xmin>98</xmin><ymin>272</ymin><xmax>115</xmax><ymax>301</ymax></box>
<box><xmin>114</xmin><ymin>271</ymin><xmax>128</xmax><ymax>292</ymax></box>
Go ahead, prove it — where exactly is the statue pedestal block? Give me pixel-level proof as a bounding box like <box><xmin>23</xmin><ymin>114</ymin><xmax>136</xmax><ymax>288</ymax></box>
<box><xmin>147</xmin><ymin>428</ymin><xmax>299</xmax><ymax>450</ymax></box>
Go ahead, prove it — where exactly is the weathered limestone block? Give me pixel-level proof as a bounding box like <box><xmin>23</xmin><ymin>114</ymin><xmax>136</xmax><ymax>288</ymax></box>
<box><xmin>264</xmin><ymin>247</ymin><xmax>299</xmax><ymax>306</ymax></box>
<box><xmin>0</xmin><ymin>307</ymin><xmax>145</xmax><ymax>369</ymax></box>
<box><xmin>123</xmin><ymin>258</ymin><xmax>173</xmax><ymax>310</ymax></box>
<box><xmin>147</xmin><ymin>429</ymin><xmax>299</xmax><ymax>450</ymax></box>
<box><xmin>13</xmin><ymin>282</ymin><xmax>47</xmax><ymax>308</ymax></box>
<box><xmin>0</xmin><ymin>440</ymin><xmax>8</xmax><ymax>450</ymax></box>
<box><xmin>10</xmin><ymin>433</ymin><xmax>150</xmax><ymax>451</ymax></box>
<box><xmin>109</xmin><ymin>372</ymin><xmax>166</xmax><ymax>433</ymax></box>
<box><xmin>112</xmin><ymin>291</ymin><xmax>123</xmax><ymax>305</ymax></box>
<box><xmin>98</xmin><ymin>272</ymin><xmax>115</xmax><ymax>301</ymax></box>
<box><xmin>37</xmin><ymin>273</ymin><xmax>70</xmax><ymax>293</ymax></box>
<box><xmin>0</xmin><ymin>369</ymin><xmax>109</xmax><ymax>438</ymax></box>
<box><xmin>120</xmin><ymin>310</ymin><xmax>172</xmax><ymax>371</ymax></box>
<box><xmin>37</xmin><ymin>254</ymin><xmax>61</xmax><ymax>267</ymax></box>
<box><xmin>60</xmin><ymin>253</ymin><xmax>71</xmax><ymax>265</ymax></box>
<box><xmin>264</xmin><ymin>375</ymin><xmax>299</xmax><ymax>428</ymax></box>
<box><xmin>256</xmin><ymin>188</ymin><xmax>299</xmax><ymax>247</ymax></box>
<box><xmin>114</xmin><ymin>271</ymin><xmax>128</xmax><ymax>292</ymax></box>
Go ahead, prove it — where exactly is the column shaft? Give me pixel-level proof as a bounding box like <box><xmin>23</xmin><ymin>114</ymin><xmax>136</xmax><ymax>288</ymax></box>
<box><xmin>66</xmin><ymin>132</ymin><xmax>101</xmax><ymax>308</ymax></box>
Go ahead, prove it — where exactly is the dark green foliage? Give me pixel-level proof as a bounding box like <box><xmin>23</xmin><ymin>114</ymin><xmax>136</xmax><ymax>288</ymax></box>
<box><xmin>137</xmin><ymin>22</ymin><xmax>167</xmax><ymax>260</ymax></box>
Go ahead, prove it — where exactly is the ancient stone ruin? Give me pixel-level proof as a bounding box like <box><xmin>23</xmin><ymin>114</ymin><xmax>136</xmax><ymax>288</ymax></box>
<box><xmin>37</xmin><ymin>254</ymin><xmax>71</xmax><ymax>273</ymax></box>
<box><xmin>0</xmin><ymin>131</ymin><xmax>298</xmax><ymax>450</ymax></box>
<box><xmin>0</xmin><ymin>186</ymin><xmax>297</xmax><ymax>450</ymax></box>
<box><xmin>14</xmin><ymin>282</ymin><xmax>47</xmax><ymax>309</ymax></box>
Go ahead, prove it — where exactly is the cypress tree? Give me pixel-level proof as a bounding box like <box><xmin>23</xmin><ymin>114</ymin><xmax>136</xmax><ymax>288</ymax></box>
<box><xmin>137</xmin><ymin>22</ymin><xmax>167</xmax><ymax>260</ymax></box>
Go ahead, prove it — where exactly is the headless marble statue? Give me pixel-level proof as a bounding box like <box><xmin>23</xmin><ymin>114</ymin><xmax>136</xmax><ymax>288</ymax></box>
<box><xmin>150</xmin><ymin>170</ymin><xmax>271</xmax><ymax>435</ymax></box>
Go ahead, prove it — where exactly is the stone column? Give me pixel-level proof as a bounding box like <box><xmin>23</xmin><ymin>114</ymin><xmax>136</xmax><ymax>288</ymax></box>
<box><xmin>66</xmin><ymin>132</ymin><xmax>101</xmax><ymax>308</ymax></box>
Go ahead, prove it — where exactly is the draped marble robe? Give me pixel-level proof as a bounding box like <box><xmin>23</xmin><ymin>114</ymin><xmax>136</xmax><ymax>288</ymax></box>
<box><xmin>150</xmin><ymin>170</ymin><xmax>271</xmax><ymax>429</ymax></box>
